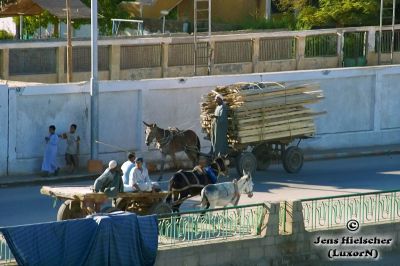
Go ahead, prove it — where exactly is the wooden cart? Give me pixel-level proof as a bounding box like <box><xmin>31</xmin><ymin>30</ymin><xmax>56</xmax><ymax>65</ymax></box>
<box><xmin>40</xmin><ymin>186</ymin><xmax>172</xmax><ymax>221</ymax></box>
<box><xmin>228</xmin><ymin>137</ymin><xmax>307</xmax><ymax>176</ymax></box>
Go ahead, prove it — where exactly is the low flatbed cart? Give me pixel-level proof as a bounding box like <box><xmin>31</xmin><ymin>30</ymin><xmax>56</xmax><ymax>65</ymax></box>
<box><xmin>40</xmin><ymin>186</ymin><xmax>173</xmax><ymax>221</ymax></box>
<box><xmin>231</xmin><ymin>137</ymin><xmax>308</xmax><ymax>176</ymax></box>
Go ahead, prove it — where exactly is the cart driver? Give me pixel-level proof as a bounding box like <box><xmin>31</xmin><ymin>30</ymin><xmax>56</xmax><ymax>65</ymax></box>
<box><xmin>93</xmin><ymin>160</ymin><xmax>124</xmax><ymax>197</ymax></box>
<box><xmin>124</xmin><ymin>158</ymin><xmax>160</xmax><ymax>192</ymax></box>
<box><xmin>210</xmin><ymin>94</ymin><xmax>228</xmax><ymax>156</ymax></box>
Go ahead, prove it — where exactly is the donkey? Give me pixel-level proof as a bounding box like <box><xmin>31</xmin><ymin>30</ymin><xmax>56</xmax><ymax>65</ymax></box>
<box><xmin>143</xmin><ymin>121</ymin><xmax>200</xmax><ymax>180</ymax></box>
<box><xmin>200</xmin><ymin>171</ymin><xmax>254</xmax><ymax>210</ymax></box>
<box><xmin>166</xmin><ymin>156</ymin><xmax>228</xmax><ymax>212</ymax></box>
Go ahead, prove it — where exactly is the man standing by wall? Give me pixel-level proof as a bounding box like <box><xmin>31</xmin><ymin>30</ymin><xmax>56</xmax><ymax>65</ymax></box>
<box><xmin>41</xmin><ymin>125</ymin><xmax>60</xmax><ymax>177</ymax></box>
<box><xmin>211</xmin><ymin>94</ymin><xmax>228</xmax><ymax>156</ymax></box>
<box><xmin>60</xmin><ymin>124</ymin><xmax>80</xmax><ymax>174</ymax></box>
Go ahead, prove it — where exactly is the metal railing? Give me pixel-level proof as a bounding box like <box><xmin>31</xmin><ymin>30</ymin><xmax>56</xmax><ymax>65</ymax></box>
<box><xmin>260</xmin><ymin>37</ymin><xmax>295</xmax><ymax>61</ymax></box>
<box><xmin>301</xmin><ymin>189</ymin><xmax>400</xmax><ymax>231</ymax></box>
<box><xmin>305</xmin><ymin>34</ymin><xmax>338</xmax><ymax>57</ymax></box>
<box><xmin>158</xmin><ymin>203</ymin><xmax>266</xmax><ymax>246</ymax></box>
<box><xmin>0</xmin><ymin>233</ymin><xmax>14</xmax><ymax>264</ymax></box>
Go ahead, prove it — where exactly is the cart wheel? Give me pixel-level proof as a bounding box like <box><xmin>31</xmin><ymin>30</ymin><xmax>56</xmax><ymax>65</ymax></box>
<box><xmin>282</xmin><ymin>146</ymin><xmax>304</xmax><ymax>174</ymax></box>
<box><xmin>101</xmin><ymin>206</ymin><xmax>121</xmax><ymax>214</ymax></box>
<box><xmin>149</xmin><ymin>202</ymin><xmax>173</xmax><ymax>215</ymax></box>
<box><xmin>252</xmin><ymin>144</ymin><xmax>272</xmax><ymax>170</ymax></box>
<box><xmin>115</xmin><ymin>198</ymin><xmax>129</xmax><ymax>211</ymax></box>
<box><xmin>57</xmin><ymin>200</ymin><xmax>86</xmax><ymax>221</ymax></box>
<box><xmin>236</xmin><ymin>152</ymin><xmax>257</xmax><ymax>176</ymax></box>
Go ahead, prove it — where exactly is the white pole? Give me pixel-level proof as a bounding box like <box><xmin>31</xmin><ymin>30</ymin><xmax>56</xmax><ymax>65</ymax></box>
<box><xmin>90</xmin><ymin>0</ymin><xmax>99</xmax><ymax>160</ymax></box>
<box><xmin>19</xmin><ymin>15</ymin><xmax>23</xmax><ymax>39</ymax></box>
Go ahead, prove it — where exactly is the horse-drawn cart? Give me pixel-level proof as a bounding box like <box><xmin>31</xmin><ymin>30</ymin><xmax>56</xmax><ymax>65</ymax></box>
<box><xmin>40</xmin><ymin>186</ymin><xmax>173</xmax><ymax>221</ymax></box>
<box><xmin>200</xmin><ymin>82</ymin><xmax>325</xmax><ymax>176</ymax></box>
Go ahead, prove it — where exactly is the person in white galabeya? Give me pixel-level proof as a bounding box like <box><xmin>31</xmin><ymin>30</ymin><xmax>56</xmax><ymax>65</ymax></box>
<box><xmin>125</xmin><ymin>157</ymin><xmax>156</xmax><ymax>192</ymax></box>
<box><xmin>121</xmin><ymin>152</ymin><xmax>136</xmax><ymax>185</ymax></box>
<box><xmin>41</xmin><ymin>125</ymin><xmax>60</xmax><ymax>177</ymax></box>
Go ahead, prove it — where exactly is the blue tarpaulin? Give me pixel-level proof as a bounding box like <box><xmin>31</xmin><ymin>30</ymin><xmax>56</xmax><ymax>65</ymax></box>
<box><xmin>0</xmin><ymin>212</ymin><xmax>158</xmax><ymax>266</ymax></box>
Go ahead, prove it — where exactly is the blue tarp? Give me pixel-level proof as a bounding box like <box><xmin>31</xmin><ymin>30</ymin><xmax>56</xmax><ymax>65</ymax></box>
<box><xmin>0</xmin><ymin>212</ymin><xmax>158</xmax><ymax>266</ymax></box>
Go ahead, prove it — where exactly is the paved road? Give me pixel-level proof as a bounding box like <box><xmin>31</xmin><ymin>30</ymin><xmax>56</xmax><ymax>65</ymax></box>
<box><xmin>1</xmin><ymin>154</ymin><xmax>400</xmax><ymax>227</ymax></box>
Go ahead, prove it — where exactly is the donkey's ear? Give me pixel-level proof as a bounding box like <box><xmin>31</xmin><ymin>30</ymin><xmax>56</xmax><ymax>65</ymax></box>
<box><xmin>143</xmin><ymin>121</ymin><xmax>150</xmax><ymax>127</ymax></box>
<box><xmin>242</xmin><ymin>169</ymin><xmax>246</xmax><ymax>176</ymax></box>
<box><xmin>153</xmin><ymin>123</ymin><xmax>156</xmax><ymax>127</ymax></box>
<box><xmin>217</xmin><ymin>152</ymin><xmax>221</xmax><ymax>158</ymax></box>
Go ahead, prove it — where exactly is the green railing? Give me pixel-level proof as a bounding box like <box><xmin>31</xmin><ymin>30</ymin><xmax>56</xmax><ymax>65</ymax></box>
<box><xmin>158</xmin><ymin>203</ymin><xmax>266</xmax><ymax>246</ymax></box>
<box><xmin>0</xmin><ymin>233</ymin><xmax>14</xmax><ymax>264</ymax></box>
<box><xmin>301</xmin><ymin>189</ymin><xmax>400</xmax><ymax>231</ymax></box>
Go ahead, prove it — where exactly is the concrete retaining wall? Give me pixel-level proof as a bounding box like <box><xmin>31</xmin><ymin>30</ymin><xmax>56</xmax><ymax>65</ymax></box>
<box><xmin>155</xmin><ymin>201</ymin><xmax>400</xmax><ymax>266</ymax></box>
<box><xmin>1</xmin><ymin>65</ymin><xmax>400</xmax><ymax>175</ymax></box>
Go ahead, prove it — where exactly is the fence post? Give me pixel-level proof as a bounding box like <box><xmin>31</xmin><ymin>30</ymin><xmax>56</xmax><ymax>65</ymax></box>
<box><xmin>261</xmin><ymin>201</ymin><xmax>280</xmax><ymax>237</ymax></box>
<box><xmin>295</xmin><ymin>36</ymin><xmax>306</xmax><ymax>70</ymax></box>
<box><xmin>252</xmin><ymin>37</ymin><xmax>260</xmax><ymax>73</ymax></box>
<box><xmin>337</xmin><ymin>30</ymin><xmax>344</xmax><ymax>67</ymax></box>
<box><xmin>282</xmin><ymin>201</ymin><xmax>306</xmax><ymax>235</ymax></box>
<box><xmin>1</xmin><ymin>48</ymin><xmax>9</xmax><ymax>80</ymax></box>
<box><xmin>56</xmin><ymin>46</ymin><xmax>65</xmax><ymax>83</ymax></box>
<box><xmin>209</xmin><ymin>40</ymin><xmax>215</xmax><ymax>75</ymax></box>
<box><xmin>161</xmin><ymin>42</ymin><xmax>169</xmax><ymax>78</ymax></box>
<box><xmin>109</xmin><ymin>44</ymin><xmax>121</xmax><ymax>80</ymax></box>
<box><xmin>367</xmin><ymin>27</ymin><xmax>377</xmax><ymax>66</ymax></box>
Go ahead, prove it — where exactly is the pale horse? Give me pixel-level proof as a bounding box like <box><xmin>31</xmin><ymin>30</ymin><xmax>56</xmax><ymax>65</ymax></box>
<box><xmin>200</xmin><ymin>171</ymin><xmax>254</xmax><ymax>210</ymax></box>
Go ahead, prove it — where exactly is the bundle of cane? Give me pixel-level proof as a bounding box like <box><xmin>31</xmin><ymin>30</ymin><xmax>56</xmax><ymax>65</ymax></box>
<box><xmin>200</xmin><ymin>82</ymin><xmax>325</xmax><ymax>145</ymax></box>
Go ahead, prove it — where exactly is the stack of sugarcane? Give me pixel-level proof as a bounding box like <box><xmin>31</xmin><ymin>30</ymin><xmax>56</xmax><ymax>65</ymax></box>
<box><xmin>200</xmin><ymin>82</ymin><xmax>325</xmax><ymax>145</ymax></box>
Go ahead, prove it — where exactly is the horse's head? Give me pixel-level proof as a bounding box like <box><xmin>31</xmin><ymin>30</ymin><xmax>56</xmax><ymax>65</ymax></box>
<box><xmin>143</xmin><ymin>121</ymin><xmax>157</xmax><ymax>146</ymax></box>
<box><xmin>239</xmin><ymin>170</ymin><xmax>254</xmax><ymax>198</ymax></box>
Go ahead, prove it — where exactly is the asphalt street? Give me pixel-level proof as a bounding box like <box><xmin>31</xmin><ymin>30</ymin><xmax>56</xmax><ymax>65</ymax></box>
<box><xmin>1</xmin><ymin>154</ymin><xmax>400</xmax><ymax>227</ymax></box>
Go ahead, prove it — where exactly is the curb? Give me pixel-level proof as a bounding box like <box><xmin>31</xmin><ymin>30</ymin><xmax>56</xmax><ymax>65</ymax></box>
<box><xmin>0</xmin><ymin>173</ymin><xmax>98</xmax><ymax>188</ymax></box>
<box><xmin>304</xmin><ymin>148</ymin><xmax>400</xmax><ymax>161</ymax></box>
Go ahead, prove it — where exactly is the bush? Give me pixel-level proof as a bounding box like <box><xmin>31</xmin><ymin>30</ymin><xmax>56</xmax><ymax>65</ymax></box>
<box><xmin>237</xmin><ymin>14</ymin><xmax>295</xmax><ymax>31</ymax></box>
<box><xmin>0</xmin><ymin>30</ymin><xmax>13</xmax><ymax>40</ymax></box>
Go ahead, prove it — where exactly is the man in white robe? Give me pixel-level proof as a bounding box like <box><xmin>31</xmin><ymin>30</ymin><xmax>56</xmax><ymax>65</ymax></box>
<box><xmin>121</xmin><ymin>153</ymin><xmax>136</xmax><ymax>185</ymax></box>
<box><xmin>41</xmin><ymin>125</ymin><xmax>60</xmax><ymax>177</ymax></box>
<box><xmin>125</xmin><ymin>158</ymin><xmax>157</xmax><ymax>192</ymax></box>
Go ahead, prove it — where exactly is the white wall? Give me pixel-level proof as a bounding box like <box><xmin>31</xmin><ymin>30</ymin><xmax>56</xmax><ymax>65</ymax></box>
<box><xmin>2</xmin><ymin>65</ymin><xmax>400</xmax><ymax>175</ymax></box>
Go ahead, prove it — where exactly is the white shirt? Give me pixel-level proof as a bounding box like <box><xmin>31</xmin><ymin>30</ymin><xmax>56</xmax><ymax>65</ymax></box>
<box><xmin>121</xmin><ymin>160</ymin><xmax>134</xmax><ymax>184</ymax></box>
<box><xmin>128</xmin><ymin>166</ymin><xmax>152</xmax><ymax>192</ymax></box>
<box><xmin>65</xmin><ymin>132</ymin><xmax>79</xmax><ymax>155</ymax></box>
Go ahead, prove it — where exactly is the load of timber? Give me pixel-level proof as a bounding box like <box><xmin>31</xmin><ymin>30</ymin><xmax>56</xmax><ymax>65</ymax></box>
<box><xmin>200</xmin><ymin>82</ymin><xmax>325</xmax><ymax>146</ymax></box>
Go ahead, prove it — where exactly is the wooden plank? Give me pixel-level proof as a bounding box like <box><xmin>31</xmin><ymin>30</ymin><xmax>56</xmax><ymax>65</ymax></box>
<box><xmin>236</xmin><ymin>117</ymin><xmax>315</xmax><ymax>131</ymax></box>
<box><xmin>237</xmin><ymin>122</ymin><xmax>315</xmax><ymax>138</ymax></box>
<box><xmin>239</xmin><ymin>127</ymin><xmax>315</xmax><ymax>143</ymax></box>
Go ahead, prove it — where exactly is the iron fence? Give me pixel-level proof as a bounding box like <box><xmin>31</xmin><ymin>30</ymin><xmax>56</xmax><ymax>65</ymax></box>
<box><xmin>158</xmin><ymin>203</ymin><xmax>266</xmax><ymax>246</ymax></box>
<box><xmin>260</xmin><ymin>37</ymin><xmax>295</xmax><ymax>61</ymax></box>
<box><xmin>9</xmin><ymin>48</ymin><xmax>57</xmax><ymax>75</ymax></box>
<box><xmin>168</xmin><ymin>42</ymin><xmax>208</xmax><ymax>66</ymax></box>
<box><xmin>120</xmin><ymin>44</ymin><xmax>161</xmax><ymax>69</ymax></box>
<box><xmin>65</xmin><ymin>46</ymin><xmax>109</xmax><ymax>72</ymax></box>
<box><xmin>305</xmin><ymin>34</ymin><xmax>337</xmax><ymax>57</ymax></box>
<box><xmin>214</xmin><ymin>40</ymin><xmax>252</xmax><ymax>64</ymax></box>
<box><xmin>301</xmin><ymin>190</ymin><xmax>400</xmax><ymax>231</ymax></box>
<box><xmin>375</xmin><ymin>30</ymin><xmax>400</xmax><ymax>53</ymax></box>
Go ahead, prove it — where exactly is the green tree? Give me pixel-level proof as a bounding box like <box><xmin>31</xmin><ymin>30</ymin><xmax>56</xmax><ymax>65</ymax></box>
<box><xmin>81</xmin><ymin>0</ymin><xmax>130</xmax><ymax>35</ymax></box>
<box><xmin>275</xmin><ymin>0</ymin><xmax>379</xmax><ymax>29</ymax></box>
<box><xmin>13</xmin><ymin>11</ymin><xmax>59</xmax><ymax>38</ymax></box>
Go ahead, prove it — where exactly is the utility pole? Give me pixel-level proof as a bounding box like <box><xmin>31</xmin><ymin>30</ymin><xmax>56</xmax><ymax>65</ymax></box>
<box><xmin>66</xmin><ymin>0</ymin><xmax>73</xmax><ymax>82</ymax></box>
<box><xmin>90</xmin><ymin>0</ymin><xmax>99</xmax><ymax>160</ymax></box>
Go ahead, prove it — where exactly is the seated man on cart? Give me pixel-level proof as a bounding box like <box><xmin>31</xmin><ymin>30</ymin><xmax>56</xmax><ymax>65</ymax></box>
<box><xmin>93</xmin><ymin>160</ymin><xmax>124</xmax><ymax>197</ymax></box>
<box><xmin>124</xmin><ymin>158</ymin><xmax>160</xmax><ymax>192</ymax></box>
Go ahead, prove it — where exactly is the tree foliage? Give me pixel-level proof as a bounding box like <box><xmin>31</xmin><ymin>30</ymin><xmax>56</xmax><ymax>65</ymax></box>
<box><xmin>80</xmin><ymin>0</ymin><xmax>130</xmax><ymax>35</ymax></box>
<box><xmin>13</xmin><ymin>11</ymin><xmax>59</xmax><ymax>37</ymax></box>
<box><xmin>275</xmin><ymin>0</ymin><xmax>379</xmax><ymax>29</ymax></box>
